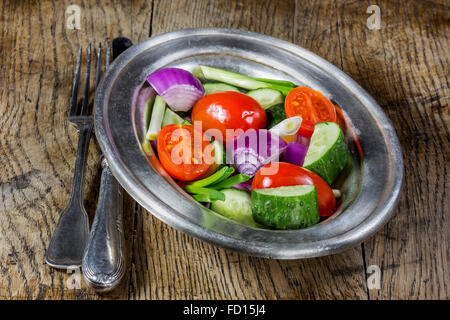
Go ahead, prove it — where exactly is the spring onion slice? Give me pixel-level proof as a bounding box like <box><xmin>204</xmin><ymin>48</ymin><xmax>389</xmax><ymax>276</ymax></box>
<box><xmin>193</xmin><ymin>66</ymin><xmax>293</xmax><ymax>95</ymax></box>
<box><xmin>269</xmin><ymin>116</ymin><xmax>303</xmax><ymax>137</ymax></box>
<box><xmin>254</xmin><ymin>78</ymin><xmax>295</xmax><ymax>87</ymax></box>
<box><xmin>184</xmin><ymin>185</ymin><xmax>225</xmax><ymax>201</ymax></box>
<box><xmin>209</xmin><ymin>174</ymin><xmax>251</xmax><ymax>190</ymax></box>
<box><xmin>187</xmin><ymin>167</ymin><xmax>234</xmax><ymax>188</ymax></box>
<box><xmin>145</xmin><ymin>95</ymin><xmax>166</xmax><ymax>140</ymax></box>
<box><xmin>192</xmin><ymin>194</ymin><xmax>213</xmax><ymax>202</ymax></box>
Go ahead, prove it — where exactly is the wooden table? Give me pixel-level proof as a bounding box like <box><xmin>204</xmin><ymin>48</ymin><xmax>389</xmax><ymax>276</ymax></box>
<box><xmin>0</xmin><ymin>0</ymin><xmax>448</xmax><ymax>300</ymax></box>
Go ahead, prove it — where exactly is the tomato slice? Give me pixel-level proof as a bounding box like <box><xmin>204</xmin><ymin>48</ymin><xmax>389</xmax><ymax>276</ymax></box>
<box><xmin>157</xmin><ymin>124</ymin><xmax>211</xmax><ymax>181</ymax></box>
<box><xmin>252</xmin><ymin>162</ymin><xmax>336</xmax><ymax>217</ymax></box>
<box><xmin>285</xmin><ymin>87</ymin><xmax>337</xmax><ymax>138</ymax></box>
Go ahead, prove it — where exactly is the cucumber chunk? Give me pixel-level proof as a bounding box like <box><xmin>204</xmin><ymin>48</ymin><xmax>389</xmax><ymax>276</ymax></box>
<box><xmin>251</xmin><ymin>185</ymin><xmax>320</xmax><ymax>229</ymax></box>
<box><xmin>161</xmin><ymin>108</ymin><xmax>184</xmax><ymax>127</ymax></box>
<box><xmin>266</xmin><ymin>103</ymin><xmax>287</xmax><ymax>128</ymax></box>
<box><xmin>303</xmin><ymin>122</ymin><xmax>350</xmax><ymax>185</ymax></box>
<box><xmin>211</xmin><ymin>189</ymin><xmax>262</xmax><ymax>227</ymax></box>
<box><xmin>203</xmin><ymin>83</ymin><xmax>240</xmax><ymax>95</ymax></box>
<box><xmin>247</xmin><ymin>88</ymin><xmax>284</xmax><ymax>109</ymax></box>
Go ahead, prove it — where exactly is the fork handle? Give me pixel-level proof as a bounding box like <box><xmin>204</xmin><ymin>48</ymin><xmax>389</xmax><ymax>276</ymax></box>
<box><xmin>70</xmin><ymin>123</ymin><xmax>94</xmax><ymax>206</ymax></box>
<box><xmin>82</xmin><ymin>159</ymin><xmax>125</xmax><ymax>291</ymax></box>
<box><xmin>46</xmin><ymin>123</ymin><xmax>92</xmax><ymax>268</ymax></box>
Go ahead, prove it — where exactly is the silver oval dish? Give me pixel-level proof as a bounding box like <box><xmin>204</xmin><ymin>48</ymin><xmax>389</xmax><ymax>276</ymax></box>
<box><xmin>94</xmin><ymin>28</ymin><xmax>403</xmax><ymax>259</ymax></box>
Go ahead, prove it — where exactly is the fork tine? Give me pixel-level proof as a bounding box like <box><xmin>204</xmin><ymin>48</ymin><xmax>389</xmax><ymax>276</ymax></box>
<box><xmin>80</xmin><ymin>44</ymin><xmax>92</xmax><ymax>116</ymax></box>
<box><xmin>69</xmin><ymin>47</ymin><xmax>82</xmax><ymax>117</ymax></box>
<box><xmin>81</xmin><ymin>44</ymin><xmax>91</xmax><ymax>116</ymax></box>
<box><xmin>95</xmin><ymin>43</ymin><xmax>102</xmax><ymax>87</ymax></box>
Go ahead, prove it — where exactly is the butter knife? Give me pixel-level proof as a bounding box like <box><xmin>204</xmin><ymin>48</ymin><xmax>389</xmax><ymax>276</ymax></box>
<box><xmin>82</xmin><ymin>38</ymin><xmax>133</xmax><ymax>292</ymax></box>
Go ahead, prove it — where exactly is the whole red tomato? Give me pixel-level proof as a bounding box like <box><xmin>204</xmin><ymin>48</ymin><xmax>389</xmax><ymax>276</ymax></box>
<box><xmin>252</xmin><ymin>162</ymin><xmax>336</xmax><ymax>217</ymax></box>
<box><xmin>191</xmin><ymin>91</ymin><xmax>266</xmax><ymax>144</ymax></box>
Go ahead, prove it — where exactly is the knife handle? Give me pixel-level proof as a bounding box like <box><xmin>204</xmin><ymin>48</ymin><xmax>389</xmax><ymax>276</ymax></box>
<box><xmin>82</xmin><ymin>158</ymin><xmax>125</xmax><ymax>292</ymax></box>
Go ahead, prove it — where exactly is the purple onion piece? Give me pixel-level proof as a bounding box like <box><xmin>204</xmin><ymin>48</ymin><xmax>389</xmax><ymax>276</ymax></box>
<box><xmin>132</xmin><ymin>81</ymin><xmax>156</xmax><ymax>141</ymax></box>
<box><xmin>227</xmin><ymin>129</ymin><xmax>287</xmax><ymax>177</ymax></box>
<box><xmin>146</xmin><ymin>68</ymin><xmax>204</xmax><ymax>112</ymax></box>
<box><xmin>296</xmin><ymin>134</ymin><xmax>311</xmax><ymax>147</ymax></box>
<box><xmin>183</xmin><ymin>113</ymin><xmax>192</xmax><ymax>123</ymax></box>
<box><xmin>282</xmin><ymin>141</ymin><xmax>309</xmax><ymax>166</ymax></box>
<box><xmin>231</xmin><ymin>179</ymin><xmax>253</xmax><ymax>192</ymax></box>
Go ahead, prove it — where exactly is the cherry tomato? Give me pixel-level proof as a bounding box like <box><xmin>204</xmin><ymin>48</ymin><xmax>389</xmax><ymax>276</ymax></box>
<box><xmin>285</xmin><ymin>87</ymin><xmax>337</xmax><ymax>138</ymax></box>
<box><xmin>252</xmin><ymin>162</ymin><xmax>336</xmax><ymax>217</ymax></box>
<box><xmin>157</xmin><ymin>124</ymin><xmax>211</xmax><ymax>181</ymax></box>
<box><xmin>191</xmin><ymin>91</ymin><xmax>266</xmax><ymax>144</ymax></box>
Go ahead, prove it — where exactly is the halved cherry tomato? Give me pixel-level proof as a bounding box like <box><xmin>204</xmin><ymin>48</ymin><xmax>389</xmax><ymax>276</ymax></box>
<box><xmin>252</xmin><ymin>162</ymin><xmax>336</xmax><ymax>216</ymax></box>
<box><xmin>191</xmin><ymin>91</ymin><xmax>266</xmax><ymax>144</ymax></box>
<box><xmin>157</xmin><ymin>124</ymin><xmax>211</xmax><ymax>181</ymax></box>
<box><xmin>285</xmin><ymin>87</ymin><xmax>337</xmax><ymax>138</ymax></box>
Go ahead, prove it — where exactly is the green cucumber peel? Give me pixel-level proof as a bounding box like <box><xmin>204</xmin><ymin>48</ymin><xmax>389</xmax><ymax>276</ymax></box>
<box><xmin>209</xmin><ymin>174</ymin><xmax>250</xmax><ymax>190</ymax></box>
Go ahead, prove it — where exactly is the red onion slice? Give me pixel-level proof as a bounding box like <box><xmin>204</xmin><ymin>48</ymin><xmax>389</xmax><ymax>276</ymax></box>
<box><xmin>282</xmin><ymin>141</ymin><xmax>309</xmax><ymax>166</ymax></box>
<box><xmin>227</xmin><ymin>129</ymin><xmax>288</xmax><ymax>177</ymax></box>
<box><xmin>146</xmin><ymin>68</ymin><xmax>204</xmax><ymax>112</ymax></box>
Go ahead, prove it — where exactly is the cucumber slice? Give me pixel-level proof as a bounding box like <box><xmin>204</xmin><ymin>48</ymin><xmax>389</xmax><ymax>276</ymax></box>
<box><xmin>247</xmin><ymin>88</ymin><xmax>284</xmax><ymax>109</ymax></box>
<box><xmin>203</xmin><ymin>83</ymin><xmax>240</xmax><ymax>95</ymax></box>
<box><xmin>211</xmin><ymin>189</ymin><xmax>262</xmax><ymax>227</ymax></box>
<box><xmin>251</xmin><ymin>185</ymin><xmax>320</xmax><ymax>229</ymax></box>
<box><xmin>161</xmin><ymin>108</ymin><xmax>184</xmax><ymax>127</ymax></box>
<box><xmin>266</xmin><ymin>103</ymin><xmax>287</xmax><ymax>129</ymax></box>
<box><xmin>198</xmin><ymin>140</ymin><xmax>226</xmax><ymax>178</ymax></box>
<box><xmin>303</xmin><ymin>122</ymin><xmax>350</xmax><ymax>185</ymax></box>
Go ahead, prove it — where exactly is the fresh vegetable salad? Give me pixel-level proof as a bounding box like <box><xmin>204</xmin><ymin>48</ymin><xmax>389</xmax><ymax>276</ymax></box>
<box><xmin>134</xmin><ymin>66</ymin><xmax>352</xmax><ymax>230</ymax></box>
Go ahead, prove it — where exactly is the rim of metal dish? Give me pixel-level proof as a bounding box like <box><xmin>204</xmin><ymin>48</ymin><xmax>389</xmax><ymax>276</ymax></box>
<box><xmin>94</xmin><ymin>28</ymin><xmax>403</xmax><ymax>259</ymax></box>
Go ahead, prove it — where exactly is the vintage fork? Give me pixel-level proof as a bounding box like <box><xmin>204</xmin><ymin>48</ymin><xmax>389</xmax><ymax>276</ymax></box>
<box><xmin>46</xmin><ymin>45</ymin><xmax>97</xmax><ymax>268</ymax></box>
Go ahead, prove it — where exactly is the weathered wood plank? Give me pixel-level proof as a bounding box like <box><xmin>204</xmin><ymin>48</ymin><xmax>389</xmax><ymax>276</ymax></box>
<box><xmin>1</xmin><ymin>0</ymin><xmax>447</xmax><ymax>300</ymax></box>
<box><xmin>0</xmin><ymin>0</ymin><xmax>152</xmax><ymax>299</ymax></box>
<box><xmin>335</xmin><ymin>0</ymin><xmax>449</xmax><ymax>299</ymax></box>
<box><xmin>126</xmin><ymin>0</ymin><xmax>368</xmax><ymax>300</ymax></box>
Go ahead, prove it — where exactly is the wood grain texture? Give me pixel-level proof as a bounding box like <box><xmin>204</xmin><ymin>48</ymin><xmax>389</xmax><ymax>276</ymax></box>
<box><xmin>333</xmin><ymin>0</ymin><xmax>449</xmax><ymax>299</ymax></box>
<box><xmin>0</xmin><ymin>0</ymin><xmax>152</xmax><ymax>299</ymax></box>
<box><xmin>0</xmin><ymin>0</ymin><xmax>448</xmax><ymax>300</ymax></box>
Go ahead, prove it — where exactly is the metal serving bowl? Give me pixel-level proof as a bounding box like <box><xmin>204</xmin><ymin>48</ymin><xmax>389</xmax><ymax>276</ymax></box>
<box><xmin>94</xmin><ymin>28</ymin><xmax>403</xmax><ymax>259</ymax></box>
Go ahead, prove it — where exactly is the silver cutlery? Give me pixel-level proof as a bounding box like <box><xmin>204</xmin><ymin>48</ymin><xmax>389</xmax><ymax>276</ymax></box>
<box><xmin>82</xmin><ymin>38</ymin><xmax>132</xmax><ymax>291</ymax></box>
<box><xmin>46</xmin><ymin>45</ymin><xmax>95</xmax><ymax>268</ymax></box>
